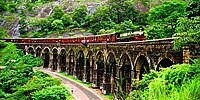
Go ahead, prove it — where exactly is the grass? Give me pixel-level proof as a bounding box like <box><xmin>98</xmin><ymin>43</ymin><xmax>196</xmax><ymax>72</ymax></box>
<box><xmin>101</xmin><ymin>93</ymin><xmax>113</xmax><ymax>100</ymax></box>
<box><xmin>64</xmin><ymin>85</ymin><xmax>74</xmax><ymax>100</ymax></box>
<box><xmin>59</xmin><ymin>72</ymin><xmax>92</xmax><ymax>87</ymax></box>
<box><xmin>59</xmin><ymin>72</ymin><xmax>114</xmax><ymax>100</ymax></box>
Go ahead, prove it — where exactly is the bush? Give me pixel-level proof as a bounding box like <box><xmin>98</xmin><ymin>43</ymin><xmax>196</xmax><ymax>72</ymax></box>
<box><xmin>51</xmin><ymin>20</ymin><xmax>64</xmax><ymax>30</ymax></box>
<box><xmin>61</xmin><ymin>14</ymin><xmax>73</xmax><ymax>27</ymax></box>
<box><xmin>128</xmin><ymin>59</ymin><xmax>200</xmax><ymax>100</ymax></box>
<box><xmin>32</xmin><ymin>85</ymin><xmax>70</xmax><ymax>100</ymax></box>
<box><xmin>0</xmin><ymin>42</ymin><xmax>71</xmax><ymax>100</ymax></box>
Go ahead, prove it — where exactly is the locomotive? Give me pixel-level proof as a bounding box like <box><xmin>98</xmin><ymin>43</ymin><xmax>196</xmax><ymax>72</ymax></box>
<box><xmin>1</xmin><ymin>32</ymin><xmax>146</xmax><ymax>43</ymax></box>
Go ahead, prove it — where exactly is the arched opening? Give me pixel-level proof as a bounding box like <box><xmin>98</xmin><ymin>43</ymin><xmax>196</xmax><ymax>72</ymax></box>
<box><xmin>52</xmin><ymin>49</ymin><xmax>58</xmax><ymax>71</ymax></box>
<box><xmin>60</xmin><ymin>49</ymin><xmax>66</xmax><ymax>72</ymax></box>
<box><xmin>135</xmin><ymin>55</ymin><xmax>150</xmax><ymax>80</ymax></box>
<box><xmin>156</xmin><ymin>58</ymin><xmax>173</xmax><ymax>71</ymax></box>
<box><xmin>27</xmin><ymin>47</ymin><xmax>34</xmax><ymax>55</ymax></box>
<box><xmin>96</xmin><ymin>52</ymin><xmax>104</xmax><ymax>88</ymax></box>
<box><xmin>106</xmin><ymin>53</ymin><xmax>116</xmax><ymax>93</ymax></box>
<box><xmin>76</xmin><ymin>50</ymin><xmax>84</xmax><ymax>81</ymax></box>
<box><xmin>119</xmin><ymin>54</ymin><xmax>132</xmax><ymax>95</ymax></box>
<box><xmin>36</xmin><ymin>47</ymin><xmax>42</xmax><ymax>57</ymax></box>
<box><xmin>86</xmin><ymin>51</ymin><xmax>93</xmax><ymax>83</ymax></box>
<box><xmin>43</xmin><ymin>48</ymin><xmax>50</xmax><ymax>68</ymax></box>
<box><xmin>69</xmin><ymin>50</ymin><xmax>75</xmax><ymax>75</ymax></box>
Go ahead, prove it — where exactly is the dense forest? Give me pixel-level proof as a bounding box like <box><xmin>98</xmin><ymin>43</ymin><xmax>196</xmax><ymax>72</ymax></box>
<box><xmin>0</xmin><ymin>0</ymin><xmax>200</xmax><ymax>99</ymax></box>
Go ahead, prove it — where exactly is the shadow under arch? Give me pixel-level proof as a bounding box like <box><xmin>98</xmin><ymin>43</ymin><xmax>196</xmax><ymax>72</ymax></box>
<box><xmin>60</xmin><ymin>49</ymin><xmax>66</xmax><ymax>72</ymax></box>
<box><xmin>76</xmin><ymin>50</ymin><xmax>84</xmax><ymax>81</ymax></box>
<box><xmin>156</xmin><ymin>58</ymin><xmax>173</xmax><ymax>71</ymax></box>
<box><xmin>68</xmin><ymin>50</ymin><xmax>75</xmax><ymax>75</ymax></box>
<box><xmin>27</xmin><ymin>46</ymin><xmax>34</xmax><ymax>55</ymax></box>
<box><xmin>106</xmin><ymin>52</ymin><xmax>117</xmax><ymax>93</ymax></box>
<box><xmin>134</xmin><ymin>55</ymin><xmax>150</xmax><ymax>80</ymax></box>
<box><xmin>43</xmin><ymin>48</ymin><xmax>50</xmax><ymax>68</ymax></box>
<box><xmin>35</xmin><ymin>47</ymin><xmax>42</xmax><ymax>57</ymax></box>
<box><xmin>52</xmin><ymin>48</ymin><xmax>58</xmax><ymax>71</ymax></box>
<box><xmin>119</xmin><ymin>54</ymin><xmax>132</xmax><ymax>95</ymax></box>
<box><xmin>96</xmin><ymin>51</ymin><xmax>104</xmax><ymax>88</ymax></box>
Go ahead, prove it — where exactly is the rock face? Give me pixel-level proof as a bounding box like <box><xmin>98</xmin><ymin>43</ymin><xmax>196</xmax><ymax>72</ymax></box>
<box><xmin>134</xmin><ymin>1</ymin><xmax>150</xmax><ymax>12</ymax></box>
<box><xmin>7</xmin><ymin>17</ymin><xmax>20</xmax><ymax>38</ymax></box>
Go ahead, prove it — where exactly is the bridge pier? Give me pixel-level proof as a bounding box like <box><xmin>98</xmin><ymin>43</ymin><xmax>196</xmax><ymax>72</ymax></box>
<box><xmin>49</xmin><ymin>52</ymin><xmax>53</xmax><ymax>70</ymax></box>
<box><xmin>92</xmin><ymin>60</ymin><xmax>98</xmax><ymax>88</ymax></box>
<box><xmin>183</xmin><ymin>46</ymin><xmax>190</xmax><ymax>63</ymax></box>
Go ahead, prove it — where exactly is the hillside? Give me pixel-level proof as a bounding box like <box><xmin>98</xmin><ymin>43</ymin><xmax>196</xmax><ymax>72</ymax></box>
<box><xmin>0</xmin><ymin>0</ymin><xmax>198</xmax><ymax>41</ymax></box>
<box><xmin>0</xmin><ymin>0</ymin><xmax>149</xmax><ymax>38</ymax></box>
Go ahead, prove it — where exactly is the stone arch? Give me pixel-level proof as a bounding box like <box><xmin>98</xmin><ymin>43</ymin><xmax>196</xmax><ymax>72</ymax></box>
<box><xmin>35</xmin><ymin>46</ymin><xmax>42</xmax><ymax>57</ymax></box>
<box><xmin>86</xmin><ymin>51</ymin><xmax>93</xmax><ymax>83</ymax></box>
<box><xmin>76</xmin><ymin>50</ymin><xmax>84</xmax><ymax>81</ymax></box>
<box><xmin>60</xmin><ymin>48</ymin><xmax>66</xmax><ymax>72</ymax></box>
<box><xmin>156</xmin><ymin>58</ymin><xmax>173</xmax><ymax>71</ymax></box>
<box><xmin>52</xmin><ymin>48</ymin><xmax>58</xmax><ymax>71</ymax></box>
<box><xmin>156</xmin><ymin>53</ymin><xmax>175</xmax><ymax>69</ymax></box>
<box><xmin>51</xmin><ymin>47</ymin><xmax>59</xmax><ymax>53</ymax></box>
<box><xmin>96</xmin><ymin>51</ymin><xmax>104</xmax><ymax>88</ymax></box>
<box><xmin>105</xmin><ymin>51</ymin><xmax>117</xmax><ymax>93</ymax></box>
<box><xmin>68</xmin><ymin>49</ymin><xmax>75</xmax><ymax>75</ymax></box>
<box><xmin>27</xmin><ymin>46</ymin><xmax>34</xmax><ymax>55</ymax></box>
<box><xmin>42</xmin><ymin>47</ymin><xmax>50</xmax><ymax>53</ymax></box>
<box><xmin>134</xmin><ymin>54</ymin><xmax>150</xmax><ymax>80</ymax></box>
<box><xmin>43</xmin><ymin>48</ymin><xmax>50</xmax><ymax>68</ymax></box>
<box><xmin>119</xmin><ymin>53</ymin><xmax>132</xmax><ymax>95</ymax></box>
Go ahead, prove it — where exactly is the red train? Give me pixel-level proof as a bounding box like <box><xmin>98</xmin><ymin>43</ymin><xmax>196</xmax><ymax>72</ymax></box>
<box><xmin>1</xmin><ymin>33</ymin><xmax>146</xmax><ymax>43</ymax></box>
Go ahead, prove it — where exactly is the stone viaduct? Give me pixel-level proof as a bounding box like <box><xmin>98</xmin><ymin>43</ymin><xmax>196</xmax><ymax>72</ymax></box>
<box><xmin>16</xmin><ymin>38</ymin><xmax>199</xmax><ymax>96</ymax></box>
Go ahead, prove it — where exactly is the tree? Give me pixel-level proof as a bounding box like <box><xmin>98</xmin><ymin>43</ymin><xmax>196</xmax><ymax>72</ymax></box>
<box><xmin>0</xmin><ymin>1</ymin><xmax>7</xmax><ymax>12</ymax></box>
<box><xmin>51</xmin><ymin>20</ymin><xmax>64</xmax><ymax>30</ymax></box>
<box><xmin>186</xmin><ymin>0</ymin><xmax>200</xmax><ymax>18</ymax></box>
<box><xmin>148</xmin><ymin>1</ymin><xmax>187</xmax><ymax>29</ymax></box>
<box><xmin>173</xmin><ymin>16</ymin><xmax>200</xmax><ymax>50</ymax></box>
<box><xmin>61</xmin><ymin>14</ymin><xmax>73</xmax><ymax>27</ymax></box>
<box><xmin>52</xmin><ymin>6</ymin><xmax>65</xmax><ymax>20</ymax></box>
<box><xmin>108</xmin><ymin>0</ymin><xmax>139</xmax><ymax>24</ymax></box>
<box><xmin>72</xmin><ymin>4</ymin><xmax>88</xmax><ymax>25</ymax></box>
<box><xmin>90</xmin><ymin>6</ymin><xmax>115</xmax><ymax>33</ymax></box>
<box><xmin>147</xmin><ymin>1</ymin><xmax>187</xmax><ymax>39</ymax></box>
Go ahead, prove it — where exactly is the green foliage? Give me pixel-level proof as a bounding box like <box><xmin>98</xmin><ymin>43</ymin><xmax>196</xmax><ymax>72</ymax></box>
<box><xmin>148</xmin><ymin>1</ymin><xmax>187</xmax><ymax>24</ymax></box>
<box><xmin>51</xmin><ymin>6</ymin><xmax>65</xmax><ymax>20</ymax></box>
<box><xmin>0</xmin><ymin>27</ymin><xmax>10</xmax><ymax>38</ymax></box>
<box><xmin>19</xmin><ymin>17</ymin><xmax>29</xmax><ymax>35</ymax></box>
<box><xmin>0</xmin><ymin>42</ymin><xmax>21</xmax><ymax>65</ymax></box>
<box><xmin>0</xmin><ymin>42</ymin><xmax>71</xmax><ymax>99</ymax></box>
<box><xmin>108</xmin><ymin>0</ymin><xmax>139</xmax><ymax>24</ymax></box>
<box><xmin>51</xmin><ymin>20</ymin><xmax>64</xmax><ymax>30</ymax></box>
<box><xmin>13</xmin><ymin>76</ymin><xmax>61</xmax><ymax>98</ymax></box>
<box><xmin>0</xmin><ymin>1</ymin><xmax>7</xmax><ymax>12</ymax></box>
<box><xmin>89</xmin><ymin>5</ymin><xmax>116</xmax><ymax>33</ymax></box>
<box><xmin>147</xmin><ymin>1</ymin><xmax>187</xmax><ymax>39</ymax></box>
<box><xmin>186</xmin><ymin>0</ymin><xmax>200</xmax><ymax>18</ymax></box>
<box><xmin>32</xmin><ymin>85</ymin><xmax>70</xmax><ymax>100</ymax></box>
<box><xmin>173</xmin><ymin>16</ymin><xmax>200</xmax><ymax>50</ymax></box>
<box><xmin>146</xmin><ymin>24</ymin><xmax>174</xmax><ymax>39</ymax></box>
<box><xmin>61</xmin><ymin>14</ymin><xmax>73</xmax><ymax>27</ymax></box>
<box><xmin>72</xmin><ymin>4</ymin><xmax>88</xmax><ymax>25</ymax></box>
<box><xmin>128</xmin><ymin>59</ymin><xmax>200</xmax><ymax>100</ymax></box>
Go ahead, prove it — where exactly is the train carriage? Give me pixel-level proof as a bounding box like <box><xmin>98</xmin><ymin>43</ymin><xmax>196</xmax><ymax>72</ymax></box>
<box><xmin>1</xmin><ymin>32</ymin><xmax>146</xmax><ymax>43</ymax></box>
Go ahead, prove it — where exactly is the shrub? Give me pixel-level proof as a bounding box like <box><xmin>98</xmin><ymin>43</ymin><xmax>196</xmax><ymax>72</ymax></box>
<box><xmin>128</xmin><ymin>59</ymin><xmax>200</xmax><ymax>100</ymax></box>
<box><xmin>51</xmin><ymin>20</ymin><xmax>64</xmax><ymax>30</ymax></box>
<box><xmin>32</xmin><ymin>85</ymin><xmax>70</xmax><ymax>100</ymax></box>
